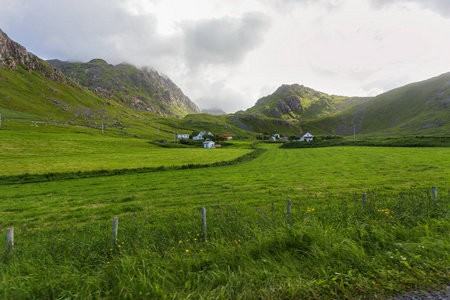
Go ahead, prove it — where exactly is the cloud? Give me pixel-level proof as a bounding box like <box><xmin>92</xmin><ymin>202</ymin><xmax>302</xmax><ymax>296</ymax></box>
<box><xmin>180</xmin><ymin>12</ymin><xmax>271</xmax><ymax>70</ymax></box>
<box><xmin>180</xmin><ymin>76</ymin><xmax>252</xmax><ymax>113</ymax></box>
<box><xmin>0</xmin><ymin>0</ymin><xmax>176</xmax><ymax>66</ymax></box>
<box><xmin>258</xmin><ymin>0</ymin><xmax>343</xmax><ymax>13</ymax></box>
<box><xmin>369</xmin><ymin>0</ymin><xmax>450</xmax><ymax>17</ymax></box>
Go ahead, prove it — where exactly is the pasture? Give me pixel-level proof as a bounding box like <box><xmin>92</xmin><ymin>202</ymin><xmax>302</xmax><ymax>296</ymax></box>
<box><xmin>0</xmin><ymin>137</ymin><xmax>449</xmax><ymax>299</ymax></box>
<box><xmin>0</xmin><ymin>125</ymin><xmax>252</xmax><ymax>176</ymax></box>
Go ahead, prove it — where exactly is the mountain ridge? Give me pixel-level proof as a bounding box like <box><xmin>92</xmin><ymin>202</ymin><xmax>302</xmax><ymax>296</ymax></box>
<box><xmin>1</xmin><ymin>27</ymin><xmax>449</xmax><ymax>137</ymax></box>
<box><xmin>246</xmin><ymin>83</ymin><xmax>371</xmax><ymax>120</ymax></box>
<box><xmin>47</xmin><ymin>59</ymin><xmax>200</xmax><ymax>118</ymax></box>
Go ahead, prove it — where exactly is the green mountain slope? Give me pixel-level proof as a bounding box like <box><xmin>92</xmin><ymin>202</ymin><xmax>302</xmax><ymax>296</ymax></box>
<box><xmin>47</xmin><ymin>59</ymin><xmax>200</xmax><ymax>118</ymax></box>
<box><xmin>0</xmin><ymin>29</ymin><xmax>207</xmax><ymax>141</ymax></box>
<box><xmin>247</xmin><ymin>84</ymin><xmax>370</xmax><ymax>120</ymax></box>
<box><xmin>306</xmin><ymin>73</ymin><xmax>450</xmax><ymax>136</ymax></box>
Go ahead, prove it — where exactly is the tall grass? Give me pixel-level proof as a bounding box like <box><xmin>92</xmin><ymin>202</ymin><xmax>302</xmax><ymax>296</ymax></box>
<box><xmin>1</xmin><ymin>188</ymin><xmax>449</xmax><ymax>299</ymax></box>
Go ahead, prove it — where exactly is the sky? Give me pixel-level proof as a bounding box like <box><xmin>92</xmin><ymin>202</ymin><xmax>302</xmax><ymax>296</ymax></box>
<box><xmin>1</xmin><ymin>0</ymin><xmax>450</xmax><ymax>113</ymax></box>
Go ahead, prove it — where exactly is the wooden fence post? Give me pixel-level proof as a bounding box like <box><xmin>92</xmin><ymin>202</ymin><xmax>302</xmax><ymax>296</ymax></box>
<box><xmin>113</xmin><ymin>217</ymin><xmax>118</xmax><ymax>244</ymax></box>
<box><xmin>201</xmin><ymin>207</ymin><xmax>207</xmax><ymax>242</ymax></box>
<box><xmin>432</xmin><ymin>186</ymin><xmax>437</xmax><ymax>202</ymax></box>
<box><xmin>6</xmin><ymin>228</ymin><xmax>14</xmax><ymax>247</ymax></box>
<box><xmin>286</xmin><ymin>199</ymin><xmax>291</xmax><ymax>224</ymax></box>
<box><xmin>362</xmin><ymin>193</ymin><xmax>367</xmax><ymax>206</ymax></box>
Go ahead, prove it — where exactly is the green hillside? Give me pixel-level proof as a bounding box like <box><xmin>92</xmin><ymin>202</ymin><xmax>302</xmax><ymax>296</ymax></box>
<box><xmin>306</xmin><ymin>72</ymin><xmax>450</xmax><ymax>136</ymax></box>
<box><xmin>48</xmin><ymin>59</ymin><xmax>200</xmax><ymax>118</ymax></box>
<box><xmin>247</xmin><ymin>84</ymin><xmax>370</xmax><ymax>120</ymax></box>
<box><xmin>1</xmin><ymin>27</ymin><xmax>449</xmax><ymax>138</ymax></box>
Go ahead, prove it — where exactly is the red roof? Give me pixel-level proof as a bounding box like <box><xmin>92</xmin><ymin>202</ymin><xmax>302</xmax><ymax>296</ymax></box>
<box><xmin>220</xmin><ymin>134</ymin><xmax>232</xmax><ymax>137</ymax></box>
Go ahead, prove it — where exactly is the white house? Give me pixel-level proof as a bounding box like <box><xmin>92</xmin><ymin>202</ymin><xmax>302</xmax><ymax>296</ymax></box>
<box><xmin>299</xmin><ymin>132</ymin><xmax>314</xmax><ymax>142</ymax></box>
<box><xmin>203</xmin><ymin>140</ymin><xmax>215</xmax><ymax>148</ymax></box>
<box><xmin>177</xmin><ymin>134</ymin><xmax>190</xmax><ymax>139</ymax></box>
<box><xmin>193</xmin><ymin>131</ymin><xmax>213</xmax><ymax>140</ymax></box>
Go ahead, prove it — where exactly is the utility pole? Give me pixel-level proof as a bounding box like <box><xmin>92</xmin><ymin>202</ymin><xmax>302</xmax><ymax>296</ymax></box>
<box><xmin>102</xmin><ymin>122</ymin><xmax>104</xmax><ymax>134</ymax></box>
<box><xmin>0</xmin><ymin>112</ymin><xmax>2</xmax><ymax>130</ymax></box>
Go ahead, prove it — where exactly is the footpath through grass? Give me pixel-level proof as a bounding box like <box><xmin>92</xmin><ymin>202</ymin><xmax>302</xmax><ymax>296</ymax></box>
<box><xmin>0</xmin><ymin>143</ymin><xmax>449</xmax><ymax>299</ymax></box>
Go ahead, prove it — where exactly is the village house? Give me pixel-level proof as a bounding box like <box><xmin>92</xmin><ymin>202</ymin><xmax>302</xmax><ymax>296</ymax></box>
<box><xmin>203</xmin><ymin>140</ymin><xmax>215</xmax><ymax>148</ymax></box>
<box><xmin>177</xmin><ymin>134</ymin><xmax>190</xmax><ymax>139</ymax></box>
<box><xmin>193</xmin><ymin>131</ymin><xmax>213</xmax><ymax>140</ymax></box>
<box><xmin>299</xmin><ymin>132</ymin><xmax>314</xmax><ymax>142</ymax></box>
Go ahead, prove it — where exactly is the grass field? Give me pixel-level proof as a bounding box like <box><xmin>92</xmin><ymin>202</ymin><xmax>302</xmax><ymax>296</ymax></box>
<box><xmin>0</xmin><ymin>138</ymin><xmax>449</xmax><ymax>299</ymax></box>
<box><xmin>0</xmin><ymin>125</ymin><xmax>252</xmax><ymax>176</ymax></box>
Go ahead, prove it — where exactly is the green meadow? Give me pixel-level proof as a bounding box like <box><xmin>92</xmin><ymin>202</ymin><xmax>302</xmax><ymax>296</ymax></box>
<box><xmin>0</xmin><ymin>130</ymin><xmax>449</xmax><ymax>299</ymax></box>
<box><xmin>0</xmin><ymin>124</ymin><xmax>252</xmax><ymax>176</ymax></box>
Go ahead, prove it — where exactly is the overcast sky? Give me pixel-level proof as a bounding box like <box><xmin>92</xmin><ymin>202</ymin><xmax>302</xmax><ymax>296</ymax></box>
<box><xmin>1</xmin><ymin>0</ymin><xmax>450</xmax><ymax>113</ymax></box>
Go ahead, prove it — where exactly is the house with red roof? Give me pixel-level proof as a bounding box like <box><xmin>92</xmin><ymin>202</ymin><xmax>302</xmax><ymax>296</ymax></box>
<box><xmin>220</xmin><ymin>134</ymin><xmax>233</xmax><ymax>140</ymax></box>
<box><xmin>299</xmin><ymin>132</ymin><xmax>314</xmax><ymax>142</ymax></box>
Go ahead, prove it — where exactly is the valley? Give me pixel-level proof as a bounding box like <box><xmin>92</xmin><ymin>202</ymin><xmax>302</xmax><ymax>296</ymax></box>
<box><xmin>1</xmin><ymin>27</ymin><xmax>450</xmax><ymax>299</ymax></box>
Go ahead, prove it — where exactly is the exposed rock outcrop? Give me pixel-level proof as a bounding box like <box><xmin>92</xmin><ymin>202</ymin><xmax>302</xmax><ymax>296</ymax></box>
<box><xmin>0</xmin><ymin>29</ymin><xmax>68</xmax><ymax>83</ymax></box>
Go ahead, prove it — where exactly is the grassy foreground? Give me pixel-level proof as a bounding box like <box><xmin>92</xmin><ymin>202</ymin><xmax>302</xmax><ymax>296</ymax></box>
<box><xmin>0</xmin><ymin>143</ymin><xmax>449</xmax><ymax>299</ymax></box>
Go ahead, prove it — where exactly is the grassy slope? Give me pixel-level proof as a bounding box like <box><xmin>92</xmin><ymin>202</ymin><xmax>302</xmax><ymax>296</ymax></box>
<box><xmin>0</xmin><ymin>66</ymin><xmax>109</xmax><ymax>122</ymax></box>
<box><xmin>0</xmin><ymin>143</ymin><xmax>449</xmax><ymax>298</ymax></box>
<box><xmin>308</xmin><ymin>72</ymin><xmax>450</xmax><ymax>136</ymax></box>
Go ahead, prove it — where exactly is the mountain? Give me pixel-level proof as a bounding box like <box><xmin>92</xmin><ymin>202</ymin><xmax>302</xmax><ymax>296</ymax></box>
<box><xmin>309</xmin><ymin>72</ymin><xmax>450</xmax><ymax>136</ymax></box>
<box><xmin>246</xmin><ymin>84</ymin><xmax>370</xmax><ymax>120</ymax></box>
<box><xmin>0</xmin><ymin>28</ymin><xmax>115</xmax><ymax>123</ymax></box>
<box><xmin>47</xmin><ymin>59</ymin><xmax>200</xmax><ymax>118</ymax></box>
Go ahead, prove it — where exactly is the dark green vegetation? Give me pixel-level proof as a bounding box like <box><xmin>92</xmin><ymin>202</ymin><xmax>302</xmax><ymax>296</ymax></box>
<box><xmin>281</xmin><ymin>135</ymin><xmax>450</xmax><ymax>148</ymax></box>
<box><xmin>1</xmin><ymin>141</ymin><xmax>449</xmax><ymax>299</ymax></box>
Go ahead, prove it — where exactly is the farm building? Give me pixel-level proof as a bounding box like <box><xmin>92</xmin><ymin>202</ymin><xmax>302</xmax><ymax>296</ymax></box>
<box><xmin>177</xmin><ymin>134</ymin><xmax>190</xmax><ymax>139</ymax></box>
<box><xmin>203</xmin><ymin>140</ymin><xmax>215</xmax><ymax>148</ymax></box>
<box><xmin>193</xmin><ymin>131</ymin><xmax>213</xmax><ymax>140</ymax></box>
<box><xmin>299</xmin><ymin>132</ymin><xmax>314</xmax><ymax>142</ymax></box>
<box><xmin>220</xmin><ymin>134</ymin><xmax>233</xmax><ymax>140</ymax></box>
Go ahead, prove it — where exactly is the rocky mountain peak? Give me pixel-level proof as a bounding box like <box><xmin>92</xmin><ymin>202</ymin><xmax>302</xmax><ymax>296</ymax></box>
<box><xmin>0</xmin><ymin>29</ymin><xmax>67</xmax><ymax>82</ymax></box>
<box><xmin>0</xmin><ymin>29</ymin><xmax>36</xmax><ymax>70</ymax></box>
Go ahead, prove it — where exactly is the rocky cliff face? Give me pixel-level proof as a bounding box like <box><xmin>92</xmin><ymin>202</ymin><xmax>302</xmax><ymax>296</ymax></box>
<box><xmin>48</xmin><ymin>59</ymin><xmax>200</xmax><ymax>118</ymax></box>
<box><xmin>0</xmin><ymin>29</ymin><xmax>67</xmax><ymax>83</ymax></box>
